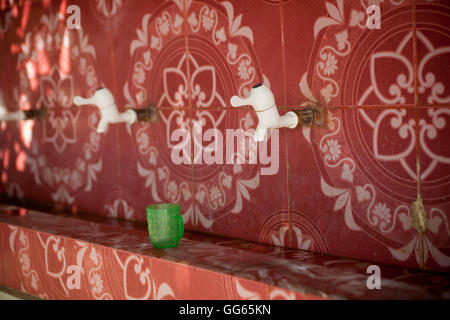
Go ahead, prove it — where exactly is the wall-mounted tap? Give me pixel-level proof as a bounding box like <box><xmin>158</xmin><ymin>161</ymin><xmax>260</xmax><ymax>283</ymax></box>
<box><xmin>0</xmin><ymin>105</ymin><xmax>25</xmax><ymax>121</ymax></box>
<box><xmin>230</xmin><ymin>84</ymin><xmax>329</xmax><ymax>141</ymax></box>
<box><xmin>0</xmin><ymin>96</ymin><xmax>47</xmax><ymax>122</ymax></box>
<box><xmin>231</xmin><ymin>84</ymin><xmax>298</xmax><ymax>141</ymax></box>
<box><xmin>73</xmin><ymin>87</ymin><xmax>157</xmax><ymax>133</ymax></box>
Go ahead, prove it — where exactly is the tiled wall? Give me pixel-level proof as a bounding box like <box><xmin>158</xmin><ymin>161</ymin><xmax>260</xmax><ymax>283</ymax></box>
<box><xmin>0</xmin><ymin>0</ymin><xmax>449</xmax><ymax>272</ymax></box>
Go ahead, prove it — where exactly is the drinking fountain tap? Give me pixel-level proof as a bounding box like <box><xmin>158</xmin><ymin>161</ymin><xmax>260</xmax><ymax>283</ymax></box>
<box><xmin>73</xmin><ymin>87</ymin><xmax>157</xmax><ymax>133</ymax></box>
<box><xmin>74</xmin><ymin>87</ymin><xmax>136</xmax><ymax>133</ymax></box>
<box><xmin>0</xmin><ymin>95</ymin><xmax>47</xmax><ymax>122</ymax></box>
<box><xmin>0</xmin><ymin>104</ymin><xmax>25</xmax><ymax>121</ymax></box>
<box><xmin>230</xmin><ymin>84</ymin><xmax>329</xmax><ymax>141</ymax></box>
<box><xmin>230</xmin><ymin>84</ymin><xmax>299</xmax><ymax>141</ymax></box>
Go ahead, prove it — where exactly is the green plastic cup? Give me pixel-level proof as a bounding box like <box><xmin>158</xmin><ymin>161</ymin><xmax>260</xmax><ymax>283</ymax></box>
<box><xmin>146</xmin><ymin>203</ymin><xmax>184</xmax><ymax>248</ymax></box>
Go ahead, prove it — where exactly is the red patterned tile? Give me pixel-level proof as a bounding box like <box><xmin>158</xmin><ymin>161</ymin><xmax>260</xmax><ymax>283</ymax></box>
<box><xmin>1</xmin><ymin>0</ymin><xmax>450</xmax><ymax>277</ymax></box>
<box><xmin>416</xmin><ymin>1</ymin><xmax>450</xmax><ymax>106</ymax></box>
<box><xmin>4</xmin><ymin>227</ymin><xmax>72</xmax><ymax>299</ymax></box>
<box><xmin>189</xmin><ymin>267</ymin><xmax>229</xmax><ymax>299</ymax></box>
<box><xmin>1</xmin><ymin>210</ymin><xmax>450</xmax><ymax>300</ymax></box>
<box><xmin>152</xmin><ymin>256</ymin><xmax>236</xmax><ymax>300</ymax></box>
<box><xmin>288</xmin><ymin>108</ymin><xmax>424</xmax><ymax>270</ymax></box>
<box><xmin>185</xmin><ymin>0</ymin><xmax>284</xmax><ymax>106</ymax></box>
<box><xmin>418</xmin><ymin>107</ymin><xmax>450</xmax><ymax>271</ymax></box>
<box><xmin>0</xmin><ymin>0</ymin><xmax>120</xmax><ymax>214</ymax></box>
<box><xmin>150</xmin><ymin>257</ymin><xmax>196</xmax><ymax>300</ymax></box>
<box><xmin>268</xmin><ymin>285</ymin><xmax>303</xmax><ymax>300</ymax></box>
<box><xmin>111</xmin><ymin>108</ymin><xmax>195</xmax><ymax>226</ymax></box>
<box><xmin>0</xmin><ymin>0</ymin><xmax>53</xmax><ymax>204</ymax></box>
<box><xmin>106</xmin><ymin>0</ymin><xmax>194</xmax><ymax>224</ymax></box>
<box><xmin>224</xmin><ymin>276</ymin><xmax>269</xmax><ymax>300</ymax></box>
<box><xmin>284</xmin><ymin>0</ymin><xmax>414</xmax><ymax>107</ymax></box>
<box><xmin>0</xmin><ymin>223</ymin><xmax>26</xmax><ymax>293</ymax></box>
<box><xmin>111</xmin><ymin>0</ymin><xmax>188</xmax><ymax>110</ymax></box>
<box><xmin>190</xmin><ymin>108</ymin><xmax>290</xmax><ymax>245</ymax></box>
<box><xmin>91</xmin><ymin>244</ymin><xmax>153</xmax><ymax>299</ymax></box>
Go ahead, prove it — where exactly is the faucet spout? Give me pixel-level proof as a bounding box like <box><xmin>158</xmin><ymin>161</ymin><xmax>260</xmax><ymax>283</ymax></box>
<box><xmin>73</xmin><ymin>87</ymin><xmax>137</xmax><ymax>133</ymax></box>
<box><xmin>230</xmin><ymin>84</ymin><xmax>298</xmax><ymax>141</ymax></box>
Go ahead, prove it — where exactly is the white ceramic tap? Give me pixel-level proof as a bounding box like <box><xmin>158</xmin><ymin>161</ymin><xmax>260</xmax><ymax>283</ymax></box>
<box><xmin>230</xmin><ymin>84</ymin><xmax>298</xmax><ymax>141</ymax></box>
<box><xmin>0</xmin><ymin>106</ymin><xmax>25</xmax><ymax>122</ymax></box>
<box><xmin>0</xmin><ymin>94</ymin><xmax>25</xmax><ymax>122</ymax></box>
<box><xmin>73</xmin><ymin>87</ymin><xmax>137</xmax><ymax>133</ymax></box>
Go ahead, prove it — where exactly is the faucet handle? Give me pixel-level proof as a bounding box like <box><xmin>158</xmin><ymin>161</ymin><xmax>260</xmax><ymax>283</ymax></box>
<box><xmin>73</xmin><ymin>87</ymin><xmax>115</xmax><ymax>109</ymax></box>
<box><xmin>230</xmin><ymin>95</ymin><xmax>249</xmax><ymax>107</ymax></box>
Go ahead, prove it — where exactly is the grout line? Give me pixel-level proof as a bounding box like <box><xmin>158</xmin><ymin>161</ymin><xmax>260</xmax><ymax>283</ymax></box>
<box><xmin>279</xmin><ymin>0</ymin><xmax>292</xmax><ymax>248</ymax></box>
<box><xmin>48</xmin><ymin>104</ymin><xmax>421</xmax><ymax>111</ymax></box>
<box><xmin>106</xmin><ymin>3</ymin><xmax>123</xmax><ymax>207</ymax></box>
<box><xmin>285</xmin><ymin>130</ymin><xmax>292</xmax><ymax>248</ymax></box>
<box><xmin>279</xmin><ymin>0</ymin><xmax>288</xmax><ymax>107</ymax></box>
<box><xmin>417</xmin><ymin>103</ymin><xmax>450</xmax><ymax>108</ymax></box>
<box><xmin>184</xmin><ymin>1</ymin><xmax>192</xmax><ymax>110</ymax></box>
<box><xmin>183</xmin><ymin>0</ymin><xmax>196</xmax><ymax>229</ymax></box>
<box><xmin>412</xmin><ymin>0</ymin><xmax>425</xmax><ymax>270</ymax></box>
<box><xmin>413</xmin><ymin>2</ymin><xmax>421</xmax><ymax>189</ymax></box>
<box><xmin>413</xmin><ymin>0</ymin><xmax>421</xmax><ymax>176</ymax></box>
<box><xmin>413</xmin><ymin>0</ymin><xmax>419</xmax><ymax>109</ymax></box>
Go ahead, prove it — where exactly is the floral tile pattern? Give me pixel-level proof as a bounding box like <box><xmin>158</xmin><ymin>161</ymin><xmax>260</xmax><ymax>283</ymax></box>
<box><xmin>0</xmin><ymin>0</ymin><xmax>449</xmax><ymax>279</ymax></box>
<box><xmin>285</xmin><ymin>0</ymin><xmax>415</xmax><ymax>107</ymax></box>
<box><xmin>287</xmin><ymin>108</ymin><xmax>432</xmax><ymax>270</ymax></box>
<box><xmin>418</xmin><ymin>107</ymin><xmax>450</xmax><ymax>271</ymax></box>
<box><xmin>416</xmin><ymin>1</ymin><xmax>450</xmax><ymax>106</ymax></box>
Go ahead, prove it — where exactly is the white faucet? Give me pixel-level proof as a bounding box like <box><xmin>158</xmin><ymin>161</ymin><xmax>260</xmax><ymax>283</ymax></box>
<box><xmin>73</xmin><ymin>87</ymin><xmax>137</xmax><ymax>133</ymax></box>
<box><xmin>0</xmin><ymin>94</ymin><xmax>25</xmax><ymax>121</ymax></box>
<box><xmin>230</xmin><ymin>84</ymin><xmax>298</xmax><ymax>141</ymax></box>
<box><xmin>0</xmin><ymin>105</ymin><xmax>25</xmax><ymax>122</ymax></box>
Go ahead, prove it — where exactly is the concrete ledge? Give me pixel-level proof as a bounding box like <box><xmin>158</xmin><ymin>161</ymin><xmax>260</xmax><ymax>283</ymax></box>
<box><xmin>0</xmin><ymin>205</ymin><xmax>449</xmax><ymax>300</ymax></box>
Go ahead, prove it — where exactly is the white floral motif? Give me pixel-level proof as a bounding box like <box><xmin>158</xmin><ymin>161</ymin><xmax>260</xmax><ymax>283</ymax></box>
<box><xmin>321</xmin><ymin>177</ymin><xmax>362</xmax><ymax>231</ymax></box>
<box><xmin>341</xmin><ymin>163</ymin><xmax>354</xmax><ymax>183</ymax></box>
<box><xmin>326</xmin><ymin>139</ymin><xmax>342</xmax><ymax>161</ymax></box>
<box><xmin>238</xmin><ymin>60</ymin><xmax>251</xmax><ymax>80</ymax></box>
<box><xmin>313</xmin><ymin>0</ymin><xmax>345</xmax><ymax>39</ymax></box>
<box><xmin>372</xmin><ymin>203</ymin><xmax>392</xmax><ymax>224</ymax></box>
<box><xmin>9</xmin><ymin>227</ymin><xmax>44</xmax><ymax>295</ymax></box>
<box><xmin>39</xmin><ymin>65</ymin><xmax>76</xmax><ymax>154</ymax></box>
<box><xmin>105</xmin><ymin>199</ymin><xmax>135</xmax><ymax>220</ymax></box>
<box><xmin>159</xmin><ymin>16</ymin><xmax>170</xmax><ymax>35</ymax></box>
<box><xmin>202</xmin><ymin>10</ymin><xmax>215</xmax><ymax>31</ymax></box>
<box><xmin>299</xmin><ymin>0</ymin><xmax>450</xmax><ymax>270</ymax></box>
<box><xmin>20</xmin><ymin>253</ymin><xmax>31</xmax><ymax>272</ymax></box>
<box><xmin>324</xmin><ymin>54</ymin><xmax>338</xmax><ymax>76</ymax></box>
<box><xmin>92</xmin><ymin>273</ymin><xmax>104</xmax><ymax>295</ymax></box>
<box><xmin>188</xmin><ymin>12</ymin><xmax>198</xmax><ymax>28</ymax></box>
<box><xmin>272</xmin><ymin>226</ymin><xmax>311</xmax><ymax>250</ymax></box>
<box><xmin>416</xmin><ymin>31</ymin><xmax>450</xmax><ymax>104</ymax></box>
<box><xmin>16</xmin><ymin>13</ymin><xmax>102</xmax><ymax>206</ymax></box>
<box><xmin>335</xmin><ymin>31</ymin><xmax>348</xmax><ymax>51</ymax></box>
<box><xmin>124</xmin><ymin>1</ymin><xmax>261</xmax><ymax>229</ymax></box>
<box><xmin>113</xmin><ymin>251</ymin><xmax>176</xmax><ymax>300</ymax></box>
<box><xmin>210</xmin><ymin>186</ymin><xmax>223</xmax><ymax>203</ymax></box>
<box><xmin>95</xmin><ymin>0</ymin><xmax>122</xmax><ymax>17</ymax></box>
<box><xmin>72</xmin><ymin>242</ymin><xmax>113</xmax><ymax>300</ymax></box>
<box><xmin>350</xmin><ymin>10</ymin><xmax>366</xmax><ymax>28</ymax></box>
